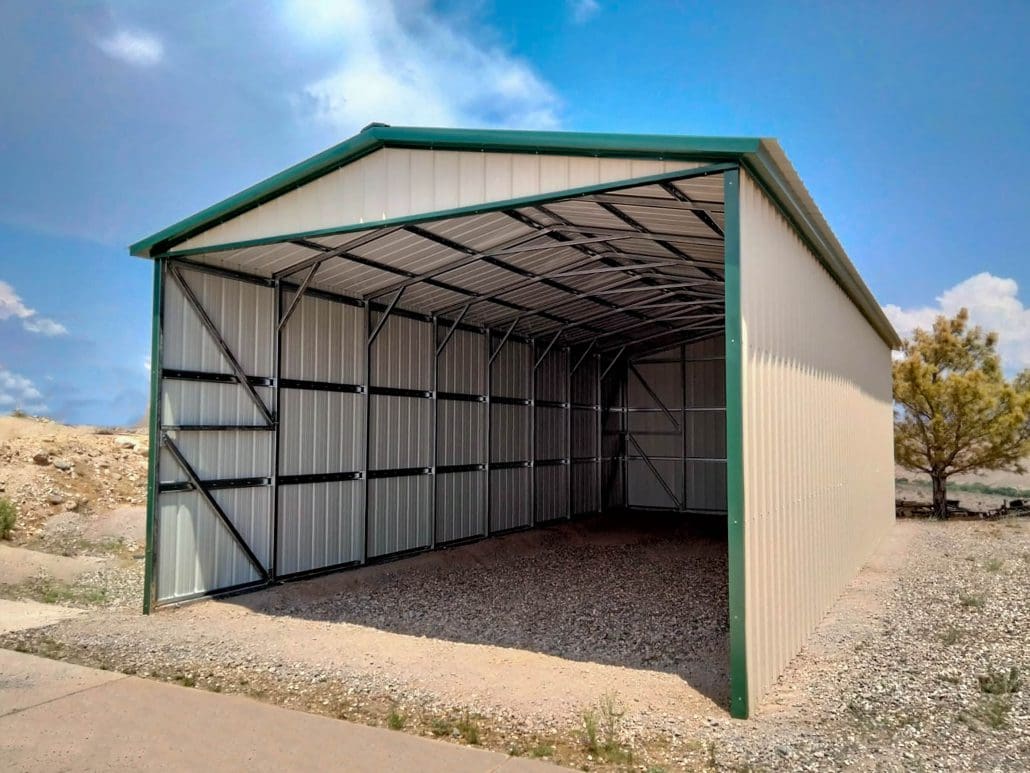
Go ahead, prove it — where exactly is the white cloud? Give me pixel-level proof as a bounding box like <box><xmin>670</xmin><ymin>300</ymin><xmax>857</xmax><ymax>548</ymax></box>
<box><xmin>569</xmin><ymin>0</ymin><xmax>601</xmax><ymax>23</ymax></box>
<box><xmin>97</xmin><ymin>29</ymin><xmax>164</xmax><ymax>67</ymax></box>
<box><xmin>0</xmin><ymin>280</ymin><xmax>67</xmax><ymax>337</ymax></box>
<box><xmin>22</xmin><ymin>317</ymin><xmax>68</xmax><ymax>336</ymax></box>
<box><xmin>285</xmin><ymin>0</ymin><xmax>560</xmax><ymax>134</ymax></box>
<box><xmin>0</xmin><ymin>367</ymin><xmax>48</xmax><ymax>414</ymax></box>
<box><xmin>883</xmin><ymin>272</ymin><xmax>1030</xmax><ymax>371</ymax></box>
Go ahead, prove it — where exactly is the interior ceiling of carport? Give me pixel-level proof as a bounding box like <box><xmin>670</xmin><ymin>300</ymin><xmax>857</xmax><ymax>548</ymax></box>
<box><xmin>176</xmin><ymin>171</ymin><xmax>726</xmax><ymax>355</ymax></box>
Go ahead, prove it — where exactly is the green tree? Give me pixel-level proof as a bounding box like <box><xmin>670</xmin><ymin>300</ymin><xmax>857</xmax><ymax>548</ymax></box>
<box><xmin>893</xmin><ymin>308</ymin><xmax>1030</xmax><ymax>518</ymax></box>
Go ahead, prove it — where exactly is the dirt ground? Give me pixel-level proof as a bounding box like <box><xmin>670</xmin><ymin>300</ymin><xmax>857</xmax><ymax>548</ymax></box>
<box><xmin>895</xmin><ymin>461</ymin><xmax>1030</xmax><ymax>512</ymax></box>
<box><xmin>0</xmin><ymin>415</ymin><xmax>147</xmax><ymax>543</ymax></box>
<box><xmin>2</xmin><ymin>416</ymin><xmax>1029</xmax><ymax>770</ymax></box>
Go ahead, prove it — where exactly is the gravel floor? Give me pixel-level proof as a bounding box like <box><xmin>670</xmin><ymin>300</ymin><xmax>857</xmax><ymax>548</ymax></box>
<box><xmin>2</xmin><ymin>516</ymin><xmax>1028</xmax><ymax>771</ymax></box>
<box><xmin>260</xmin><ymin>512</ymin><xmax>729</xmax><ymax>690</ymax></box>
<box><xmin>708</xmin><ymin>518</ymin><xmax>1030</xmax><ymax>771</ymax></box>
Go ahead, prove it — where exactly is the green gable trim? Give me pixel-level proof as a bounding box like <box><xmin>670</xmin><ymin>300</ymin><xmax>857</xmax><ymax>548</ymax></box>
<box><xmin>129</xmin><ymin>126</ymin><xmax>760</xmax><ymax>259</ymax></box>
<box><xmin>156</xmin><ymin>162</ymin><xmax>738</xmax><ymax>259</ymax></box>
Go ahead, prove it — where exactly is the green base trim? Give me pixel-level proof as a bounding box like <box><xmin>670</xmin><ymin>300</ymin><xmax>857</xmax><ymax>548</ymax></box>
<box><xmin>724</xmin><ymin>168</ymin><xmax>749</xmax><ymax>718</ymax></box>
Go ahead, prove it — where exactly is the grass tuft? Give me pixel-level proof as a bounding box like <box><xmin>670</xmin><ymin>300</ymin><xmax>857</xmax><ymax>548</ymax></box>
<box><xmin>0</xmin><ymin>497</ymin><xmax>17</xmax><ymax>540</ymax></box>
<box><xmin>456</xmin><ymin>709</ymin><xmax>480</xmax><ymax>745</ymax></box>
<box><xmin>958</xmin><ymin>592</ymin><xmax>985</xmax><ymax>609</ymax></box>
<box><xmin>529</xmin><ymin>744</ymin><xmax>554</xmax><ymax>758</ymax></box>
<box><xmin>581</xmin><ymin>693</ymin><xmax>631</xmax><ymax>763</ymax></box>
<box><xmin>961</xmin><ymin>695</ymin><xmax>1014</xmax><ymax>730</ymax></box>
<box><xmin>387</xmin><ymin>709</ymin><xmax>405</xmax><ymax>730</ymax></box>
<box><xmin>978</xmin><ymin>667</ymin><xmax>1022</xmax><ymax>695</ymax></box>
<box><xmin>429</xmin><ymin>717</ymin><xmax>453</xmax><ymax>737</ymax></box>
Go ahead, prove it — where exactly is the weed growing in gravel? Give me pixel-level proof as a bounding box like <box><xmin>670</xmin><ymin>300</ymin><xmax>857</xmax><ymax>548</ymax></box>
<box><xmin>982</xmin><ymin>557</ymin><xmax>1004</xmax><ymax>572</ymax></box>
<box><xmin>529</xmin><ymin>744</ymin><xmax>554</xmax><ymax>758</ymax></box>
<box><xmin>939</xmin><ymin>626</ymin><xmax>964</xmax><ymax>645</ymax></box>
<box><xmin>977</xmin><ymin>667</ymin><xmax>1022</xmax><ymax>695</ymax></box>
<box><xmin>32</xmin><ymin>577</ymin><xmax>108</xmax><ymax>607</ymax></box>
<box><xmin>387</xmin><ymin>709</ymin><xmax>405</xmax><ymax>730</ymax></box>
<box><xmin>456</xmin><ymin>710</ymin><xmax>480</xmax><ymax>745</ymax></box>
<box><xmin>0</xmin><ymin>497</ymin><xmax>17</xmax><ymax>539</ymax></box>
<box><xmin>958</xmin><ymin>592</ymin><xmax>985</xmax><ymax>609</ymax></box>
<box><xmin>581</xmin><ymin>693</ymin><xmax>631</xmax><ymax>763</ymax></box>
<box><xmin>582</xmin><ymin>708</ymin><xmax>599</xmax><ymax>753</ymax></box>
<box><xmin>961</xmin><ymin>696</ymin><xmax>1014</xmax><ymax>730</ymax></box>
<box><xmin>599</xmin><ymin>693</ymin><xmax>625</xmax><ymax>750</ymax></box>
<box><xmin>706</xmin><ymin>740</ymin><xmax>718</xmax><ymax>768</ymax></box>
<box><xmin>430</xmin><ymin>717</ymin><xmax>453</xmax><ymax>737</ymax></box>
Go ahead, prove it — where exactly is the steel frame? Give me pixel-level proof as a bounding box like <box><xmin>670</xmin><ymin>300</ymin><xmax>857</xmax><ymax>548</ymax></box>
<box><xmin>146</xmin><ymin>163</ymin><xmax>737</xmax><ymax>612</ymax></box>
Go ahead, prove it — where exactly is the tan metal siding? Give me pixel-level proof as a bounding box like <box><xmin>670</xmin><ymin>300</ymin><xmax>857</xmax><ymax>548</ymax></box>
<box><xmin>435</xmin><ymin>471</ymin><xmax>485</xmax><ymax>543</ymax></box>
<box><xmin>490</xmin><ymin>468</ymin><xmax>532</xmax><ymax>531</ymax></box>
<box><xmin>738</xmin><ymin>170</ymin><xmax>894</xmax><ymax>712</ymax></box>
<box><xmin>175</xmin><ymin>150</ymin><xmax>701</xmax><ymax>252</ymax></box>
<box><xmin>276</xmin><ymin>482</ymin><xmax>363</xmax><ymax>575</ymax></box>
<box><xmin>155</xmin><ymin>267</ymin><xmax>274</xmax><ymax>603</ymax></box>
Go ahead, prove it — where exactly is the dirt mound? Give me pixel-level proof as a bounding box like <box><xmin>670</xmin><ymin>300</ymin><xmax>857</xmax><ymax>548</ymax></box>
<box><xmin>0</xmin><ymin>415</ymin><xmax>148</xmax><ymax>544</ymax></box>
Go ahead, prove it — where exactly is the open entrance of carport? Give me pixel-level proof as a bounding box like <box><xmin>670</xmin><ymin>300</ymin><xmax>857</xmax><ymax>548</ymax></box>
<box><xmin>142</xmin><ymin>149</ymin><xmax>731</xmax><ymax>689</ymax></box>
<box><xmin>145</xmin><ymin>153</ymin><xmax>730</xmax><ymax>583</ymax></box>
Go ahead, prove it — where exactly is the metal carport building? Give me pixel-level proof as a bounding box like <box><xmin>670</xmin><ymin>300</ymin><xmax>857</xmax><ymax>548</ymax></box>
<box><xmin>131</xmin><ymin>125</ymin><xmax>899</xmax><ymax>718</ymax></box>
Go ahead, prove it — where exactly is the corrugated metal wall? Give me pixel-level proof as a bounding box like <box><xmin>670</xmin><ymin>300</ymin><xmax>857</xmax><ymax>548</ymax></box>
<box><xmin>154</xmin><ymin>265</ymin><xmax>615</xmax><ymax>604</ymax></box>
<box><xmin>737</xmin><ymin>169</ymin><xmax>894</xmax><ymax>712</ymax></box>
<box><xmin>618</xmin><ymin>338</ymin><xmax>727</xmax><ymax>513</ymax></box>
<box><xmin>277</xmin><ymin>289</ymin><xmax>366</xmax><ymax>576</ymax></box>
<box><xmin>156</xmin><ymin>265</ymin><xmax>276</xmax><ymax>601</ymax></box>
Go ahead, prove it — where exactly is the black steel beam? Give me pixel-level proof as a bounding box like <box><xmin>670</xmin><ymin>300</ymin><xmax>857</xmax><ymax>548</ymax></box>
<box><xmin>167</xmin><ymin>265</ymin><xmax>274</xmax><ymax>427</ymax></box>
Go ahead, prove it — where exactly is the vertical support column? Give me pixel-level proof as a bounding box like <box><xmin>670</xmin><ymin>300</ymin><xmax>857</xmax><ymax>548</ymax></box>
<box><xmin>271</xmin><ymin>279</ymin><xmax>283</xmax><ymax>579</ymax></box>
<box><xmin>142</xmin><ymin>257</ymin><xmax>164</xmax><ymax>615</ymax></box>
<box><xmin>430</xmin><ymin>317</ymin><xmax>438</xmax><ymax>549</ymax></box>
<box><xmin>680</xmin><ymin>342</ymin><xmax>688</xmax><ymax>513</ymax></box>
<box><xmin>621</xmin><ymin>357</ymin><xmax>628</xmax><ymax>509</ymax></box>
<box><xmin>529</xmin><ymin>338</ymin><xmax>536</xmax><ymax>526</ymax></box>
<box><xmin>484</xmin><ymin>328</ymin><xmax>492</xmax><ymax>538</ymax></box>
<box><xmin>361</xmin><ymin>302</ymin><xmax>372</xmax><ymax>564</ymax></box>
<box><xmin>565</xmin><ymin>346</ymin><xmax>573</xmax><ymax>519</ymax></box>
<box><xmin>595</xmin><ymin>352</ymin><xmax>602</xmax><ymax>514</ymax></box>
<box><xmin>724</xmin><ymin>167</ymin><xmax>749</xmax><ymax>719</ymax></box>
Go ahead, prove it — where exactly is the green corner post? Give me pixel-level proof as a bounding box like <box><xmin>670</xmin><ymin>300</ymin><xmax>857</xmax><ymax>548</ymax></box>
<box><xmin>723</xmin><ymin>167</ymin><xmax>749</xmax><ymax>718</ymax></box>
<box><xmin>142</xmin><ymin>257</ymin><xmax>163</xmax><ymax>614</ymax></box>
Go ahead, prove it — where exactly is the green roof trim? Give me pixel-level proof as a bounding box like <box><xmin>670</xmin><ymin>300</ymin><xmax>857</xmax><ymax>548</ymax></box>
<box><xmin>129</xmin><ymin>126</ymin><xmax>759</xmax><ymax>259</ymax></box>
<box><xmin>129</xmin><ymin>124</ymin><xmax>900</xmax><ymax>348</ymax></box>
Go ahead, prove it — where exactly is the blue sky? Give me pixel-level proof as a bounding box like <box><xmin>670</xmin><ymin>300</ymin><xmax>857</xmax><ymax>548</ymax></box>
<box><xmin>0</xmin><ymin>1</ymin><xmax>1027</xmax><ymax>425</ymax></box>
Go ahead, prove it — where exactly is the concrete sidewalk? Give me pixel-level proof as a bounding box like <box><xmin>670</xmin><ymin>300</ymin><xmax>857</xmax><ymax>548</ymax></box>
<box><xmin>0</xmin><ymin>649</ymin><xmax>555</xmax><ymax>772</ymax></box>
